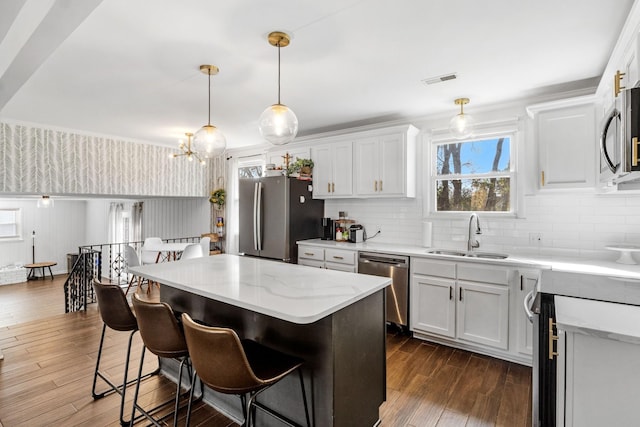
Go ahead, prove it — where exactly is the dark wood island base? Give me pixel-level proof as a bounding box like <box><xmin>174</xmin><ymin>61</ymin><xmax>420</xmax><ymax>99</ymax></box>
<box><xmin>161</xmin><ymin>284</ymin><xmax>386</xmax><ymax>427</ymax></box>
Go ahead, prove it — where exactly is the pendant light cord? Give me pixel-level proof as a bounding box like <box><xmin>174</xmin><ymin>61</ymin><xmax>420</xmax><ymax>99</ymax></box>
<box><xmin>207</xmin><ymin>72</ymin><xmax>212</xmax><ymax>126</ymax></box>
<box><xmin>277</xmin><ymin>41</ymin><xmax>282</xmax><ymax>105</ymax></box>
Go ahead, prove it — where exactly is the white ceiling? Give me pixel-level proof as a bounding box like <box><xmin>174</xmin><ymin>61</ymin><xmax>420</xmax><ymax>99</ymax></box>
<box><xmin>0</xmin><ymin>0</ymin><xmax>634</xmax><ymax>150</ymax></box>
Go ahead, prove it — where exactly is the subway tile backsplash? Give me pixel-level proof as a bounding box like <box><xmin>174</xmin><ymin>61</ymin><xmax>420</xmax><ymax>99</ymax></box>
<box><xmin>326</xmin><ymin>192</ymin><xmax>640</xmax><ymax>260</ymax></box>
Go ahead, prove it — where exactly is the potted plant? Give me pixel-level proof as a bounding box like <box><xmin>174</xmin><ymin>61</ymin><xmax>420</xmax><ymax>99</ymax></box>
<box><xmin>286</xmin><ymin>158</ymin><xmax>314</xmax><ymax>179</ymax></box>
<box><xmin>209</xmin><ymin>188</ymin><xmax>226</xmax><ymax>209</ymax></box>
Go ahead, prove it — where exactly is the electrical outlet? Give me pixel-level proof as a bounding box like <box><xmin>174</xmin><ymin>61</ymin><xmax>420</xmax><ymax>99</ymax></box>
<box><xmin>529</xmin><ymin>232</ymin><xmax>542</xmax><ymax>245</ymax></box>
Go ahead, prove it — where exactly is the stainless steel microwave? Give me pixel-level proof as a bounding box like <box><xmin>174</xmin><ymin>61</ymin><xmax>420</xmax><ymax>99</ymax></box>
<box><xmin>600</xmin><ymin>86</ymin><xmax>640</xmax><ymax>184</ymax></box>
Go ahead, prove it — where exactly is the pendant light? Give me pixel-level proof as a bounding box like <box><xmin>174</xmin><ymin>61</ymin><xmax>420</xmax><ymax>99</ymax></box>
<box><xmin>194</xmin><ymin>64</ymin><xmax>226</xmax><ymax>156</ymax></box>
<box><xmin>449</xmin><ymin>98</ymin><xmax>475</xmax><ymax>140</ymax></box>
<box><xmin>258</xmin><ymin>31</ymin><xmax>298</xmax><ymax>145</ymax></box>
<box><xmin>170</xmin><ymin>132</ymin><xmax>206</xmax><ymax>165</ymax></box>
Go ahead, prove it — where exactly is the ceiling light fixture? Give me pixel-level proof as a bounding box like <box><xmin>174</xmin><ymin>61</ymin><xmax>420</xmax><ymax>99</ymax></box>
<box><xmin>194</xmin><ymin>64</ymin><xmax>226</xmax><ymax>156</ymax></box>
<box><xmin>170</xmin><ymin>132</ymin><xmax>205</xmax><ymax>165</ymax></box>
<box><xmin>258</xmin><ymin>31</ymin><xmax>298</xmax><ymax>145</ymax></box>
<box><xmin>449</xmin><ymin>97</ymin><xmax>475</xmax><ymax>140</ymax></box>
<box><xmin>37</xmin><ymin>195</ymin><xmax>54</xmax><ymax>208</ymax></box>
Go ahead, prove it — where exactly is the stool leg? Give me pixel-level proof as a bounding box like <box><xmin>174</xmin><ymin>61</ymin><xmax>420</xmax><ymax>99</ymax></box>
<box><xmin>91</xmin><ymin>324</ymin><xmax>108</xmax><ymax>399</ymax></box>
<box><xmin>185</xmin><ymin>370</ymin><xmax>198</xmax><ymax>427</ymax></box>
<box><xmin>298</xmin><ymin>369</ymin><xmax>311</xmax><ymax>427</ymax></box>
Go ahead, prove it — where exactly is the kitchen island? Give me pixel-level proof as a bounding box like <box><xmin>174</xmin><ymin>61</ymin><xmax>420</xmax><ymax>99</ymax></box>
<box><xmin>130</xmin><ymin>254</ymin><xmax>391</xmax><ymax>427</ymax></box>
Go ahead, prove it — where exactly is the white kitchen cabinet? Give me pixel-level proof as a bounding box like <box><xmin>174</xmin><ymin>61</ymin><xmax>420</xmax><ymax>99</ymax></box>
<box><xmin>354</xmin><ymin>126</ymin><xmax>417</xmax><ymax>197</ymax></box>
<box><xmin>411</xmin><ymin>258</ymin><xmax>510</xmax><ymax>351</ymax></box>
<box><xmin>456</xmin><ymin>280</ymin><xmax>509</xmax><ymax>350</ymax></box>
<box><xmin>527</xmin><ymin>97</ymin><xmax>596</xmax><ymax>190</ymax></box>
<box><xmin>555</xmin><ymin>296</ymin><xmax>640</xmax><ymax>427</ymax></box>
<box><xmin>516</xmin><ymin>269</ymin><xmax>539</xmax><ymax>356</ymax></box>
<box><xmin>297</xmin><ymin>244</ymin><xmax>357</xmax><ymax>272</ymax></box>
<box><xmin>311</xmin><ymin>140</ymin><xmax>353</xmax><ymax>198</ymax></box>
<box><xmin>412</xmin><ymin>274</ymin><xmax>456</xmax><ymax>337</ymax></box>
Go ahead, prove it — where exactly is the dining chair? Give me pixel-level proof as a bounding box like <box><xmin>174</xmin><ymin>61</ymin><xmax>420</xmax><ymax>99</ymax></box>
<box><xmin>124</xmin><ymin>245</ymin><xmax>144</xmax><ymax>295</ymax></box>
<box><xmin>180</xmin><ymin>244</ymin><xmax>203</xmax><ymax>260</ymax></box>
<box><xmin>181</xmin><ymin>313</ymin><xmax>310</xmax><ymax>427</ymax></box>
<box><xmin>199</xmin><ymin>236</ymin><xmax>211</xmax><ymax>257</ymax></box>
<box><xmin>141</xmin><ymin>237</ymin><xmax>163</xmax><ymax>264</ymax></box>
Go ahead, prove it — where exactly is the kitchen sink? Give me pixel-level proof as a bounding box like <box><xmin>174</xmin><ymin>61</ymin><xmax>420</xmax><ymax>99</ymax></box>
<box><xmin>426</xmin><ymin>249</ymin><xmax>509</xmax><ymax>260</ymax></box>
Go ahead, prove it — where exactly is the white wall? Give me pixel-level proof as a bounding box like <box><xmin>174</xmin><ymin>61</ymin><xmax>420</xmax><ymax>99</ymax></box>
<box><xmin>0</xmin><ymin>199</ymin><xmax>87</xmax><ymax>274</ymax></box>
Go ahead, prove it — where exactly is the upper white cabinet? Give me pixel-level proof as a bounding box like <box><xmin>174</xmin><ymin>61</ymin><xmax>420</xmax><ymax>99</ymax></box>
<box><xmin>354</xmin><ymin>126</ymin><xmax>418</xmax><ymax>197</ymax></box>
<box><xmin>311</xmin><ymin>139</ymin><xmax>353</xmax><ymax>198</ymax></box>
<box><xmin>309</xmin><ymin>124</ymin><xmax>418</xmax><ymax>199</ymax></box>
<box><xmin>527</xmin><ymin>97</ymin><xmax>596</xmax><ymax>190</ymax></box>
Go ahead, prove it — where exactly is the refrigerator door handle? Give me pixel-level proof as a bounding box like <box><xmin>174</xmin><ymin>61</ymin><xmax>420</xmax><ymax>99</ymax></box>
<box><xmin>256</xmin><ymin>181</ymin><xmax>263</xmax><ymax>251</ymax></box>
<box><xmin>253</xmin><ymin>182</ymin><xmax>258</xmax><ymax>251</ymax></box>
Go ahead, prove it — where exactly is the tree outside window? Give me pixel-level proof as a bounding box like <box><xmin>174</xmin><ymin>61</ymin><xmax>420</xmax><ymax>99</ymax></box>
<box><xmin>434</xmin><ymin>137</ymin><xmax>513</xmax><ymax>213</ymax></box>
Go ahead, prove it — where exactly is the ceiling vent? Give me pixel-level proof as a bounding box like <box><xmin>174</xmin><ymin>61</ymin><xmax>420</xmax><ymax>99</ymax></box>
<box><xmin>421</xmin><ymin>73</ymin><xmax>457</xmax><ymax>85</ymax></box>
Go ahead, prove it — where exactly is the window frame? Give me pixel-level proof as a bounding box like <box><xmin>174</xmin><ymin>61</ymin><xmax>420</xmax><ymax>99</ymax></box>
<box><xmin>427</xmin><ymin>124</ymin><xmax>519</xmax><ymax>218</ymax></box>
<box><xmin>0</xmin><ymin>208</ymin><xmax>22</xmax><ymax>241</ymax></box>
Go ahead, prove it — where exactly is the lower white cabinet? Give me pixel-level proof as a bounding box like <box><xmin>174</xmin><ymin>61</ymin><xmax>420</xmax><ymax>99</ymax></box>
<box><xmin>298</xmin><ymin>244</ymin><xmax>357</xmax><ymax>273</ymax></box>
<box><xmin>555</xmin><ymin>297</ymin><xmax>640</xmax><ymax>427</ymax></box>
<box><xmin>516</xmin><ymin>269</ymin><xmax>539</xmax><ymax>356</ymax></box>
<box><xmin>411</xmin><ymin>258</ymin><xmax>511</xmax><ymax>352</ymax></box>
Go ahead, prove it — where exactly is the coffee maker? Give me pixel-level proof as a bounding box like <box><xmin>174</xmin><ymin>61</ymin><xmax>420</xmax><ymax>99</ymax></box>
<box><xmin>321</xmin><ymin>217</ymin><xmax>333</xmax><ymax>240</ymax></box>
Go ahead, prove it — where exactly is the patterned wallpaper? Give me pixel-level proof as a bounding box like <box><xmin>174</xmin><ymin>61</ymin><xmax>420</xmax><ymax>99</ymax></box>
<box><xmin>0</xmin><ymin>122</ymin><xmax>212</xmax><ymax>197</ymax></box>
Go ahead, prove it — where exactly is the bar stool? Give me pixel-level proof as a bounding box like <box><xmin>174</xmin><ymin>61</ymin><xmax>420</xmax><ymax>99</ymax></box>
<box><xmin>181</xmin><ymin>313</ymin><xmax>311</xmax><ymax>427</ymax></box>
<box><xmin>91</xmin><ymin>280</ymin><xmax>159</xmax><ymax>426</ymax></box>
<box><xmin>130</xmin><ymin>294</ymin><xmax>199</xmax><ymax>427</ymax></box>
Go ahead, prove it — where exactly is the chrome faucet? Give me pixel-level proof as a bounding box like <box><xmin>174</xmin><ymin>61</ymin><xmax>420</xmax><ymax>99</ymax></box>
<box><xmin>467</xmin><ymin>213</ymin><xmax>481</xmax><ymax>252</ymax></box>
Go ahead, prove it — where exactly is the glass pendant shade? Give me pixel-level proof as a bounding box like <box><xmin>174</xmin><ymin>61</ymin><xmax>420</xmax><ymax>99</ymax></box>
<box><xmin>449</xmin><ymin>113</ymin><xmax>475</xmax><ymax>139</ymax></box>
<box><xmin>194</xmin><ymin>124</ymin><xmax>226</xmax><ymax>156</ymax></box>
<box><xmin>259</xmin><ymin>103</ymin><xmax>298</xmax><ymax>145</ymax></box>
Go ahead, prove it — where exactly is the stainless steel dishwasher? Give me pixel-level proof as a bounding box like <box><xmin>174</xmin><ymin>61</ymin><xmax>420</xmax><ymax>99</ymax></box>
<box><xmin>358</xmin><ymin>252</ymin><xmax>410</xmax><ymax>329</ymax></box>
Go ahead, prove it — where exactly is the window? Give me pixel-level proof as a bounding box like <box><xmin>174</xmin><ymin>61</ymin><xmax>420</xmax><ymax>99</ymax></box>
<box><xmin>0</xmin><ymin>208</ymin><xmax>21</xmax><ymax>240</ymax></box>
<box><xmin>432</xmin><ymin>135</ymin><xmax>514</xmax><ymax>214</ymax></box>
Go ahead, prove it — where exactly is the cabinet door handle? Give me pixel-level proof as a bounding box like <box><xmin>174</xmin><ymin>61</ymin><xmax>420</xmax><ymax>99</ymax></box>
<box><xmin>374</xmin><ymin>181</ymin><xmax>377</xmax><ymax>191</ymax></box>
<box><xmin>327</xmin><ymin>182</ymin><xmax>331</xmax><ymax>193</ymax></box>
<box><xmin>633</xmin><ymin>137</ymin><xmax>639</xmax><ymax>167</ymax></box>
<box><xmin>380</xmin><ymin>180</ymin><xmax>383</xmax><ymax>191</ymax></box>
<box><xmin>332</xmin><ymin>182</ymin><xmax>335</xmax><ymax>193</ymax></box>
<box><xmin>332</xmin><ymin>256</ymin><xmax>344</xmax><ymax>260</ymax></box>
<box><xmin>615</xmin><ymin>69</ymin><xmax>626</xmax><ymax>97</ymax></box>
<box><xmin>449</xmin><ymin>286</ymin><xmax>453</xmax><ymax>300</ymax></box>
<box><xmin>459</xmin><ymin>288</ymin><xmax>463</xmax><ymax>301</ymax></box>
<box><xmin>541</xmin><ymin>170</ymin><xmax>545</xmax><ymax>187</ymax></box>
<box><xmin>520</xmin><ymin>275</ymin><xmax>523</xmax><ymax>291</ymax></box>
<box><xmin>549</xmin><ymin>318</ymin><xmax>559</xmax><ymax>360</ymax></box>
<box><xmin>304</xmin><ymin>252</ymin><xmax>315</xmax><ymax>256</ymax></box>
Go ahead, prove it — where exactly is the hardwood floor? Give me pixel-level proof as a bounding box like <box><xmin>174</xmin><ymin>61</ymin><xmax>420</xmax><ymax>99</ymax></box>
<box><xmin>0</xmin><ymin>276</ymin><xmax>532</xmax><ymax>426</ymax></box>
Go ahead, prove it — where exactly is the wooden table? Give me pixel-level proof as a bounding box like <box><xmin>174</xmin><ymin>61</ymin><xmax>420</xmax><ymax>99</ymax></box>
<box><xmin>25</xmin><ymin>262</ymin><xmax>56</xmax><ymax>280</ymax></box>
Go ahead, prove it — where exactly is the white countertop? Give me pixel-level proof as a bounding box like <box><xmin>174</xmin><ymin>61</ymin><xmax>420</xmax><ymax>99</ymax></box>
<box><xmin>555</xmin><ymin>296</ymin><xmax>640</xmax><ymax>344</ymax></box>
<box><xmin>130</xmin><ymin>254</ymin><xmax>391</xmax><ymax>324</ymax></box>
<box><xmin>298</xmin><ymin>239</ymin><xmax>640</xmax><ymax>279</ymax></box>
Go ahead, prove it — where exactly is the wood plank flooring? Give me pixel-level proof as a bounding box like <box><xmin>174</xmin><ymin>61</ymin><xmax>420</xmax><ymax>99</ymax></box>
<box><xmin>0</xmin><ymin>275</ymin><xmax>531</xmax><ymax>426</ymax></box>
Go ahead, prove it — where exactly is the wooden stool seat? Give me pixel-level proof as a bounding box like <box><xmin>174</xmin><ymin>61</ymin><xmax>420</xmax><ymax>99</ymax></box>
<box><xmin>24</xmin><ymin>262</ymin><xmax>56</xmax><ymax>280</ymax></box>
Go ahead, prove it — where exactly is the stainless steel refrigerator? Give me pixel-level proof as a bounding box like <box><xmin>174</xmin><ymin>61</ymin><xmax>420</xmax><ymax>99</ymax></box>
<box><xmin>239</xmin><ymin>176</ymin><xmax>324</xmax><ymax>262</ymax></box>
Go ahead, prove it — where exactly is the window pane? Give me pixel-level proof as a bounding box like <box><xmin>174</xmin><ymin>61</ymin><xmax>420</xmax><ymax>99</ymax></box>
<box><xmin>436</xmin><ymin>137</ymin><xmax>510</xmax><ymax>176</ymax></box>
<box><xmin>0</xmin><ymin>223</ymin><xmax>17</xmax><ymax>237</ymax></box>
<box><xmin>436</xmin><ymin>178</ymin><xmax>511</xmax><ymax>212</ymax></box>
<box><xmin>238</xmin><ymin>165</ymin><xmax>263</xmax><ymax>178</ymax></box>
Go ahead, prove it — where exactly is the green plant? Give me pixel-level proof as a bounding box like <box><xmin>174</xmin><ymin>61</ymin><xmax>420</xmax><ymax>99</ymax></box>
<box><xmin>286</xmin><ymin>158</ymin><xmax>314</xmax><ymax>176</ymax></box>
<box><xmin>209</xmin><ymin>188</ymin><xmax>226</xmax><ymax>208</ymax></box>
